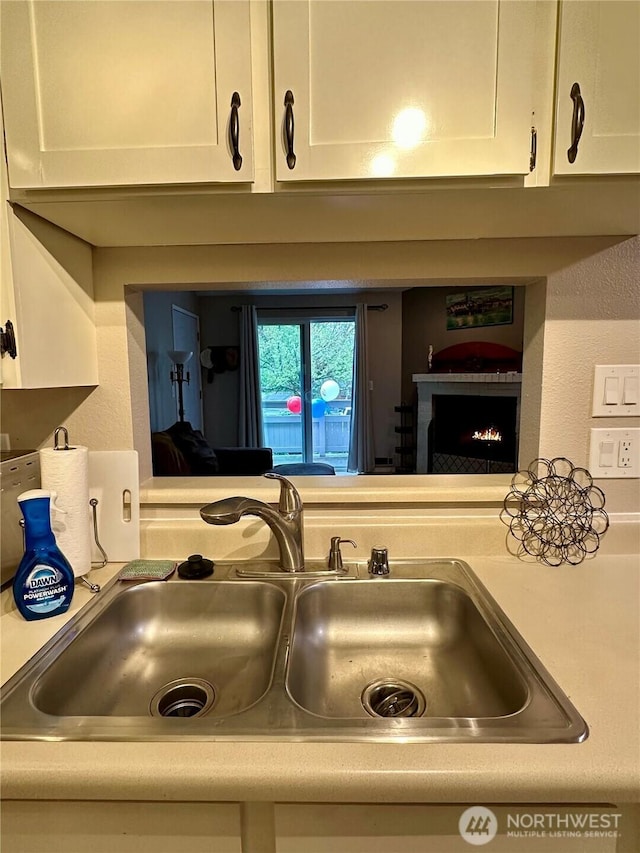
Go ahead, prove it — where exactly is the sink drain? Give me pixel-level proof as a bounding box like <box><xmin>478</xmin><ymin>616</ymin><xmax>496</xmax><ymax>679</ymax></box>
<box><xmin>361</xmin><ymin>679</ymin><xmax>426</xmax><ymax>718</ymax></box>
<box><xmin>150</xmin><ymin>678</ymin><xmax>216</xmax><ymax>718</ymax></box>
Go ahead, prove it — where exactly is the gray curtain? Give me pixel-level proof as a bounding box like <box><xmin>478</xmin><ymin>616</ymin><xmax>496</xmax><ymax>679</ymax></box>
<box><xmin>238</xmin><ymin>306</ymin><xmax>264</xmax><ymax>447</ymax></box>
<box><xmin>348</xmin><ymin>304</ymin><xmax>375</xmax><ymax>473</ymax></box>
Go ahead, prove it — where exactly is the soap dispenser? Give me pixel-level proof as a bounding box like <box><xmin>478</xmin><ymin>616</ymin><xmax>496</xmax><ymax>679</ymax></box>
<box><xmin>12</xmin><ymin>489</ymin><xmax>75</xmax><ymax>621</ymax></box>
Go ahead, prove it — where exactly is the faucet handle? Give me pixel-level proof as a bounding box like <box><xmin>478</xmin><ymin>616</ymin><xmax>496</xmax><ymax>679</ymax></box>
<box><xmin>368</xmin><ymin>545</ymin><xmax>390</xmax><ymax>575</ymax></box>
<box><xmin>263</xmin><ymin>472</ymin><xmax>302</xmax><ymax>514</ymax></box>
<box><xmin>328</xmin><ymin>536</ymin><xmax>357</xmax><ymax>571</ymax></box>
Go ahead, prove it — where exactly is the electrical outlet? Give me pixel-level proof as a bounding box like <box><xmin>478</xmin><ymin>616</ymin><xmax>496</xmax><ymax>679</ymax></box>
<box><xmin>589</xmin><ymin>428</ymin><xmax>640</xmax><ymax>478</ymax></box>
<box><xmin>618</xmin><ymin>440</ymin><xmax>633</xmax><ymax>468</ymax></box>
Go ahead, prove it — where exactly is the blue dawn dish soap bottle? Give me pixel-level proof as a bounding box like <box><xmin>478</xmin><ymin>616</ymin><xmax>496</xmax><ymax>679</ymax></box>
<box><xmin>13</xmin><ymin>489</ymin><xmax>75</xmax><ymax>621</ymax></box>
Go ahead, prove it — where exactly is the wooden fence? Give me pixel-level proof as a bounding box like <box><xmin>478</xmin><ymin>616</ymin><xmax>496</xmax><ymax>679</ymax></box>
<box><xmin>263</xmin><ymin>412</ymin><xmax>350</xmax><ymax>463</ymax></box>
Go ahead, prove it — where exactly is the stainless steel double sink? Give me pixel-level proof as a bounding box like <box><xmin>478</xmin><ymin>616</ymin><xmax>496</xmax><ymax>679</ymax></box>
<box><xmin>0</xmin><ymin>560</ymin><xmax>588</xmax><ymax>742</ymax></box>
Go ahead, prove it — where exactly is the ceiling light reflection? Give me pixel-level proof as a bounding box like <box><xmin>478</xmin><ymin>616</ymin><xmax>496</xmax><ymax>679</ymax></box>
<box><xmin>392</xmin><ymin>107</ymin><xmax>428</xmax><ymax>149</ymax></box>
<box><xmin>370</xmin><ymin>153</ymin><xmax>396</xmax><ymax>177</ymax></box>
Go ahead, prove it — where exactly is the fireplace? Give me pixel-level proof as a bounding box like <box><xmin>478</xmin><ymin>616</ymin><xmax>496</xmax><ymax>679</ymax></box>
<box><xmin>430</xmin><ymin>394</ymin><xmax>518</xmax><ymax>474</ymax></box>
<box><xmin>413</xmin><ymin>372</ymin><xmax>522</xmax><ymax>474</ymax></box>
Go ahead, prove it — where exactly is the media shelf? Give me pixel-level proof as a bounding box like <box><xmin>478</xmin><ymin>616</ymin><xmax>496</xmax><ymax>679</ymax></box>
<box><xmin>394</xmin><ymin>403</ymin><xmax>416</xmax><ymax>474</ymax></box>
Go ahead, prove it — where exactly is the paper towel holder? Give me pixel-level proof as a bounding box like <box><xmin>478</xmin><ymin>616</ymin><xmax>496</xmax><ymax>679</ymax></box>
<box><xmin>53</xmin><ymin>426</ymin><xmax>76</xmax><ymax>451</ymax></box>
<box><xmin>48</xmin><ymin>427</ymin><xmax>106</xmax><ymax>593</ymax></box>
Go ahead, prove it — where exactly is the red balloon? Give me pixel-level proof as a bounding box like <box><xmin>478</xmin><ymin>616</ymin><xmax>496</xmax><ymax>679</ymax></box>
<box><xmin>286</xmin><ymin>395</ymin><xmax>302</xmax><ymax>414</ymax></box>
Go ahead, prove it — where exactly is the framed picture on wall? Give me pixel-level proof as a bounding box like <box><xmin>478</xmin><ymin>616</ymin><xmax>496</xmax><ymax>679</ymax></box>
<box><xmin>445</xmin><ymin>286</ymin><xmax>514</xmax><ymax>330</ymax></box>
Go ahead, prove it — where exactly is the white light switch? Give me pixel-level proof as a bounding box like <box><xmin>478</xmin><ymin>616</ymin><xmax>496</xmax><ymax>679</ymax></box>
<box><xmin>604</xmin><ymin>376</ymin><xmax>619</xmax><ymax>405</ymax></box>
<box><xmin>592</xmin><ymin>365</ymin><xmax>640</xmax><ymax>416</ymax></box>
<box><xmin>598</xmin><ymin>441</ymin><xmax>615</xmax><ymax>467</ymax></box>
<box><xmin>623</xmin><ymin>375</ymin><xmax>639</xmax><ymax>405</ymax></box>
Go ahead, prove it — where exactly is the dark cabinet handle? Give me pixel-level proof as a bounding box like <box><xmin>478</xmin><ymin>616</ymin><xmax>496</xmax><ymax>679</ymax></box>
<box><xmin>567</xmin><ymin>82</ymin><xmax>585</xmax><ymax>164</ymax></box>
<box><xmin>0</xmin><ymin>319</ymin><xmax>17</xmax><ymax>359</ymax></box>
<box><xmin>284</xmin><ymin>90</ymin><xmax>296</xmax><ymax>170</ymax></box>
<box><xmin>229</xmin><ymin>92</ymin><xmax>242</xmax><ymax>171</ymax></box>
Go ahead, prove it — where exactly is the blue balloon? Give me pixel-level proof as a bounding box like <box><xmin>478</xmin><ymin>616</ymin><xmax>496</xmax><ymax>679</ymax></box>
<box><xmin>311</xmin><ymin>397</ymin><xmax>328</xmax><ymax>418</ymax></box>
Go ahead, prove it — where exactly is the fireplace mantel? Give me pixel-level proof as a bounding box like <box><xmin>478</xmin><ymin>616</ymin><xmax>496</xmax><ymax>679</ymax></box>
<box><xmin>413</xmin><ymin>373</ymin><xmax>522</xmax><ymax>473</ymax></box>
<box><xmin>413</xmin><ymin>372</ymin><xmax>523</xmax><ymax>384</ymax></box>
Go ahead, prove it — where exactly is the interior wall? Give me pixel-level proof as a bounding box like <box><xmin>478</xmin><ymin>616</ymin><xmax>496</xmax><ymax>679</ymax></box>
<box><xmin>198</xmin><ymin>294</ymin><xmax>241</xmax><ymax>448</ymax></box>
<box><xmin>401</xmin><ymin>285</ymin><xmax>526</xmax><ymax>402</ymax></box>
<box><xmin>115</xmin><ymin>235</ymin><xmax>640</xmax><ymax>508</ymax></box>
<box><xmin>539</xmin><ymin>237</ymin><xmax>640</xmax><ymax>513</ymax></box>
<box><xmin>519</xmin><ymin>279</ymin><xmax>546</xmax><ymax>467</ymax></box>
<box><xmin>367</xmin><ymin>293</ymin><xmax>402</xmax><ymax>461</ymax></box>
<box><xmin>3</xmin><ymin>235</ymin><xmax>635</xmax><ymax>510</ymax></box>
<box><xmin>143</xmin><ymin>291</ymin><xmax>199</xmax><ymax>432</ymax></box>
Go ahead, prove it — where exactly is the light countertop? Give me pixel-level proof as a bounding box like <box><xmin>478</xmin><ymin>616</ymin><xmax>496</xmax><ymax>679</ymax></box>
<box><xmin>1</xmin><ymin>551</ymin><xmax>639</xmax><ymax>806</ymax></box>
<box><xmin>140</xmin><ymin>473</ymin><xmax>514</xmax><ymax>507</ymax></box>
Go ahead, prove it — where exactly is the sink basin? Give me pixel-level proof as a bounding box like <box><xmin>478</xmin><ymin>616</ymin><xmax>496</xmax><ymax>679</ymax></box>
<box><xmin>0</xmin><ymin>560</ymin><xmax>587</xmax><ymax>742</ymax></box>
<box><xmin>286</xmin><ymin>579</ymin><xmax>528</xmax><ymax>719</ymax></box>
<box><xmin>30</xmin><ymin>580</ymin><xmax>286</xmax><ymax>719</ymax></box>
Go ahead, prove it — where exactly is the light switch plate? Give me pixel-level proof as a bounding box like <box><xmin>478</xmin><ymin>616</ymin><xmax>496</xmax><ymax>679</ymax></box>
<box><xmin>592</xmin><ymin>365</ymin><xmax>640</xmax><ymax>416</ymax></box>
<box><xmin>589</xmin><ymin>428</ymin><xmax>640</xmax><ymax>478</ymax></box>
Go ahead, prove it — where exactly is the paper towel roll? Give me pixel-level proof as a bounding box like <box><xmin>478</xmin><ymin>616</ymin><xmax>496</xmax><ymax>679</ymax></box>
<box><xmin>40</xmin><ymin>445</ymin><xmax>91</xmax><ymax>578</ymax></box>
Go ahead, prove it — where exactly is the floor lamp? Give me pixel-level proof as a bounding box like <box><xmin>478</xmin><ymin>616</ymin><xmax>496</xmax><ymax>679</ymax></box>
<box><xmin>168</xmin><ymin>350</ymin><xmax>193</xmax><ymax>423</ymax></box>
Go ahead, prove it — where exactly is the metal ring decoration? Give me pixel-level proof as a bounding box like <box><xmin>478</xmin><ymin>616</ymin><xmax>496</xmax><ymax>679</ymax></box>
<box><xmin>501</xmin><ymin>457</ymin><xmax>608</xmax><ymax>566</ymax></box>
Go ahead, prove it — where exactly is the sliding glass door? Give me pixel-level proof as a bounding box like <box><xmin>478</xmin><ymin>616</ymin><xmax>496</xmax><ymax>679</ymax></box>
<box><xmin>257</xmin><ymin>316</ymin><xmax>355</xmax><ymax>470</ymax></box>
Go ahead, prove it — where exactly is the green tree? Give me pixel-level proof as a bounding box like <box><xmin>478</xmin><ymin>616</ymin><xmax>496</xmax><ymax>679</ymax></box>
<box><xmin>257</xmin><ymin>325</ymin><xmax>302</xmax><ymax>395</ymax></box>
<box><xmin>257</xmin><ymin>321</ymin><xmax>354</xmax><ymax>398</ymax></box>
<box><xmin>310</xmin><ymin>322</ymin><xmax>354</xmax><ymax>398</ymax></box>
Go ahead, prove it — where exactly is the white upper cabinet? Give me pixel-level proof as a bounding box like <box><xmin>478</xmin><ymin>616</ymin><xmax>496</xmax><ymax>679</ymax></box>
<box><xmin>0</xmin><ymin>0</ymin><xmax>253</xmax><ymax>188</ymax></box>
<box><xmin>272</xmin><ymin>0</ymin><xmax>537</xmax><ymax>182</ymax></box>
<box><xmin>1</xmin><ymin>111</ymin><xmax>98</xmax><ymax>388</ymax></box>
<box><xmin>554</xmin><ymin>1</ymin><xmax>640</xmax><ymax>176</ymax></box>
<box><xmin>0</xmin><ymin>86</ymin><xmax>98</xmax><ymax>389</ymax></box>
<box><xmin>1</xmin><ymin>205</ymin><xmax>99</xmax><ymax>388</ymax></box>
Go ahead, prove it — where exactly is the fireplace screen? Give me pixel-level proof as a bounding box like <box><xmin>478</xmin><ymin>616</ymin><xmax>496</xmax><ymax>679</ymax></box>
<box><xmin>429</xmin><ymin>394</ymin><xmax>518</xmax><ymax>474</ymax></box>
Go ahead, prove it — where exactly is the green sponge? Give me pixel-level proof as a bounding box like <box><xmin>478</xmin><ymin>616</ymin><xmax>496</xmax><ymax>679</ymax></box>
<box><xmin>118</xmin><ymin>560</ymin><xmax>176</xmax><ymax>581</ymax></box>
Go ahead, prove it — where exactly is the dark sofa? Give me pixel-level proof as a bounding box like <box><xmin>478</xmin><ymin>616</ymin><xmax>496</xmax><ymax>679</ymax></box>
<box><xmin>151</xmin><ymin>422</ymin><xmax>337</xmax><ymax>477</ymax></box>
<box><xmin>151</xmin><ymin>424</ymin><xmax>274</xmax><ymax>476</ymax></box>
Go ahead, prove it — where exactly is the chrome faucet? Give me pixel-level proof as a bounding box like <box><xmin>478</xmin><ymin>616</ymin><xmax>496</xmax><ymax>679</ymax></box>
<box><xmin>199</xmin><ymin>472</ymin><xmax>304</xmax><ymax>572</ymax></box>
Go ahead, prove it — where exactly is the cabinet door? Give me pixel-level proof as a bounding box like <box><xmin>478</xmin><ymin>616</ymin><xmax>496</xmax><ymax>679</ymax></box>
<box><xmin>0</xmin><ymin>90</ymin><xmax>98</xmax><ymax>388</ymax></box>
<box><xmin>1</xmin><ymin>800</ymin><xmax>242</xmax><ymax>853</ymax></box>
<box><xmin>1</xmin><ymin>205</ymin><xmax>99</xmax><ymax>389</ymax></box>
<box><xmin>554</xmin><ymin>1</ymin><xmax>640</xmax><ymax>175</ymax></box>
<box><xmin>272</xmin><ymin>0</ymin><xmax>536</xmax><ymax>182</ymax></box>
<box><xmin>0</xmin><ymin>0</ymin><xmax>253</xmax><ymax>188</ymax></box>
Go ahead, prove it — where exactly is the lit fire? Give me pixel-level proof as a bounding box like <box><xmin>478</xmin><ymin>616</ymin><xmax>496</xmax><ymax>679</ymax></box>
<box><xmin>472</xmin><ymin>427</ymin><xmax>502</xmax><ymax>442</ymax></box>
